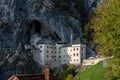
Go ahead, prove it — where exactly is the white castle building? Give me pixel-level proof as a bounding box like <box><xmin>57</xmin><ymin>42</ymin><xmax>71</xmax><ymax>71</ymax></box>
<box><xmin>61</xmin><ymin>44</ymin><xmax>86</xmax><ymax>66</ymax></box>
<box><xmin>32</xmin><ymin>42</ymin><xmax>86</xmax><ymax>68</ymax></box>
<box><xmin>32</xmin><ymin>43</ymin><xmax>63</xmax><ymax>68</ymax></box>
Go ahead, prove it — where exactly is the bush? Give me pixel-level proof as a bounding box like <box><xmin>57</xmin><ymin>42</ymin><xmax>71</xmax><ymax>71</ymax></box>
<box><xmin>59</xmin><ymin>65</ymin><xmax>76</xmax><ymax>80</ymax></box>
<box><xmin>66</xmin><ymin>74</ymin><xmax>73</xmax><ymax>80</ymax></box>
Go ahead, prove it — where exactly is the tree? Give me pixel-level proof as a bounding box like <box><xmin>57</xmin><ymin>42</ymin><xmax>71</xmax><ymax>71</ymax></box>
<box><xmin>85</xmin><ymin>0</ymin><xmax>120</xmax><ymax>79</ymax></box>
<box><xmin>59</xmin><ymin>65</ymin><xmax>76</xmax><ymax>80</ymax></box>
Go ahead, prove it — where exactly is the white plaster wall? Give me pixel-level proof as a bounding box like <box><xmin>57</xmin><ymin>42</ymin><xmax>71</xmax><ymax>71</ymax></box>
<box><xmin>37</xmin><ymin>44</ymin><xmax>45</xmax><ymax>65</ymax></box>
<box><xmin>55</xmin><ymin>44</ymin><xmax>63</xmax><ymax>68</ymax></box>
<box><xmin>61</xmin><ymin>44</ymin><xmax>86</xmax><ymax>66</ymax></box>
<box><xmin>68</xmin><ymin>47</ymin><xmax>80</xmax><ymax>65</ymax></box>
<box><xmin>80</xmin><ymin>44</ymin><xmax>86</xmax><ymax>59</ymax></box>
<box><xmin>32</xmin><ymin>49</ymin><xmax>39</xmax><ymax>64</ymax></box>
<box><xmin>30</xmin><ymin>34</ymin><xmax>41</xmax><ymax>47</ymax></box>
<box><xmin>33</xmin><ymin>43</ymin><xmax>86</xmax><ymax>68</ymax></box>
<box><xmin>61</xmin><ymin>47</ymin><xmax>68</xmax><ymax>64</ymax></box>
<box><xmin>44</xmin><ymin>44</ymin><xmax>54</xmax><ymax>67</ymax></box>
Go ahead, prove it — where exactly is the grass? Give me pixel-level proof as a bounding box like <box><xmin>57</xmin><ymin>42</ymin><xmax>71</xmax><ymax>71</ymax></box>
<box><xmin>74</xmin><ymin>61</ymin><xmax>108</xmax><ymax>80</ymax></box>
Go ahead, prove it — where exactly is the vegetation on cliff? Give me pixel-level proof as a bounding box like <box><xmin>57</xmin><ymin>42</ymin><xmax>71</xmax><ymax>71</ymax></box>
<box><xmin>84</xmin><ymin>0</ymin><xmax>120</xmax><ymax>79</ymax></box>
<box><xmin>57</xmin><ymin>65</ymin><xmax>76</xmax><ymax>80</ymax></box>
<box><xmin>74</xmin><ymin>61</ymin><xmax>108</xmax><ymax>80</ymax></box>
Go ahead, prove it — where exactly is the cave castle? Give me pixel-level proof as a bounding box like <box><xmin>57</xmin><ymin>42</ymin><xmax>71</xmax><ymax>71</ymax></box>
<box><xmin>31</xmin><ymin>36</ymin><xmax>86</xmax><ymax>69</ymax></box>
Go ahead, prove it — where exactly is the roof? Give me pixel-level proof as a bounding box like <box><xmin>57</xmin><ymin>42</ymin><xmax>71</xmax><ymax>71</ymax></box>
<box><xmin>61</xmin><ymin>44</ymin><xmax>71</xmax><ymax>48</ymax></box>
<box><xmin>73</xmin><ymin>37</ymin><xmax>81</xmax><ymax>44</ymax></box>
<box><xmin>36</xmin><ymin>40</ymin><xmax>65</xmax><ymax>46</ymax></box>
<box><xmin>8</xmin><ymin>74</ymin><xmax>58</xmax><ymax>80</ymax></box>
<box><xmin>8</xmin><ymin>74</ymin><xmax>44</xmax><ymax>80</ymax></box>
<box><xmin>36</xmin><ymin>39</ymin><xmax>54</xmax><ymax>45</ymax></box>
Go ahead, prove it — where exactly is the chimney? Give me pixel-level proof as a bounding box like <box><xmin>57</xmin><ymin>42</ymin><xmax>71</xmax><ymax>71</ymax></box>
<box><xmin>45</xmin><ymin>67</ymin><xmax>50</xmax><ymax>80</ymax></box>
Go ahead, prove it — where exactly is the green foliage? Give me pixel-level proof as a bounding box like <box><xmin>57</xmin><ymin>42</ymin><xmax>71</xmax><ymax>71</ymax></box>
<box><xmin>59</xmin><ymin>65</ymin><xmax>76</xmax><ymax>80</ymax></box>
<box><xmin>105</xmin><ymin>58</ymin><xmax>120</xmax><ymax>80</ymax></box>
<box><xmin>74</xmin><ymin>61</ymin><xmax>108</xmax><ymax>80</ymax></box>
<box><xmin>91</xmin><ymin>0</ymin><xmax>120</xmax><ymax>56</ymax></box>
<box><xmin>83</xmin><ymin>23</ymin><xmax>94</xmax><ymax>43</ymax></box>
<box><xmin>66</xmin><ymin>74</ymin><xmax>73</xmax><ymax>80</ymax></box>
<box><xmin>85</xmin><ymin>0</ymin><xmax>120</xmax><ymax>79</ymax></box>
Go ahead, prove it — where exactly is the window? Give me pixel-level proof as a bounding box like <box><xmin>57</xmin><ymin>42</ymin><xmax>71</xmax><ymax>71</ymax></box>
<box><xmin>59</xmin><ymin>56</ymin><xmax>61</xmax><ymax>58</ymax></box>
<box><xmin>47</xmin><ymin>50</ymin><xmax>49</xmax><ymax>53</ymax></box>
<box><xmin>73</xmin><ymin>53</ymin><xmax>75</xmax><ymax>56</ymax></box>
<box><xmin>40</xmin><ymin>50</ymin><xmax>42</xmax><ymax>53</ymax></box>
<box><xmin>77</xmin><ymin>48</ymin><xmax>78</xmax><ymax>51</ymax></box>
<box><xmin>54</xmin><ymin>56</ymin><xmax>56</xmax><ymax>58</ymax></box>
<box><xmin>51</xmin><ymin>56</ymin><xmax>53</xmax><ymax>58</ymax></box>
<box><xmin>46</xmin><ymin>55</ymin><xmax>49</xmax><ymax>58</ymax></box>
<box><xmin>77</xmin><ymin>59</ymin><xmax>78</xmax><ymax>61</ymax></box>
<box><xmin>77</xmin><ymin>53</ymin><xmax>79</xmax><ymax>56</ymax></box>
<box><xmin>73</xmin><ymin>48</ymin><xmax>75</xmax><ymax>51</ymax></box>
<box><xmin>40</xmin><ymin>46</ymin><xmax>42</xmax><ymax>48</ymax></box>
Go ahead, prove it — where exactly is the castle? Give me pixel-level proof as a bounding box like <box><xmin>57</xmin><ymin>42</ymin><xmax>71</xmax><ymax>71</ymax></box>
<box><xmin>31</xmin><ymin>42</ymin><xmax>86</xmax><ymax>69</ymax></box>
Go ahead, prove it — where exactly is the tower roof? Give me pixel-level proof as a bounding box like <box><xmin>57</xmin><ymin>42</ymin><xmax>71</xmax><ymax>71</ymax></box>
<box><xmin>73</xmin><ymin>37</ymin><xmax>80</xmax><ymax>44</ymax></box>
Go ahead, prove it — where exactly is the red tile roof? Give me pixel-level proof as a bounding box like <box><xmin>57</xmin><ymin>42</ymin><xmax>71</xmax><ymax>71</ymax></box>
<box><xmin>8</xmin><ymin>67</ymin><xmax>58</xmax><ymax>80</ymax></box>
<box><xmin>8</xmin><ymin>74</ymin><xmax>58</xmax><ymax>80</ymax></box>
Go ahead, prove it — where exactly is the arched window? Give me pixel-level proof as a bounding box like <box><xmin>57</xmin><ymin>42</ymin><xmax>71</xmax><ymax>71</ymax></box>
<box><xmin>73</xmin><ymin>53</ymin><xmax>75</xmax><ymax>56</ymax></box>
<box><xmin>73</xmin><ymin>48</ymin><xmax>75</xmax><ymax>51</ymax></box>
<box><xmin>77</xmin><ymin>48</ymin><xmax>78</xmax><ymax>51</ymax></box>
<box><xmin>77</xmin><ymin>53</ymin><xmax>79</xmax><ymax>56</ymax></box>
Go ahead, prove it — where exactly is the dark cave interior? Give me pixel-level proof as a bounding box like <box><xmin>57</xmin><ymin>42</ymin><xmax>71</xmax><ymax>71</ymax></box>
<box><xmin>29</xmin><ymin>20</ymin><xmax>42</xmax><ymax>34</ymax></box>
<box><xmin>28</xmin><ymin>20</ymin><xmax>62</xmax><ymax>43</ymax></box>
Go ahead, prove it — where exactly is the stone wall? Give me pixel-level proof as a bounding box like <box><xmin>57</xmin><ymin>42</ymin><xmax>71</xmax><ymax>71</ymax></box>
<box><xmin>83</xmin><ymin>58</ymin><xmax>105</xmax><ymax>66</ymax></box>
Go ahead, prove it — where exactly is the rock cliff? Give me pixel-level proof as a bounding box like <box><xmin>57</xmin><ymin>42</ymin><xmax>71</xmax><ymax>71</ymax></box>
<box><xmin>0</xmin><ymin>0</ymin><xmax>102</xmax><ymax>79</ymax></box>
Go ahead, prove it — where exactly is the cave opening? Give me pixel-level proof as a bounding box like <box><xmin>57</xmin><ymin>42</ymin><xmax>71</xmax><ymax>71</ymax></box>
<box><xmin>19</xmin><ymin>7</ymin><xmax>23</xmax><ymax>11</ymax></box>
<box><xmin>29</xmin><ymin>20</ymin><xmax>42</xmax><ymax>34</ymax></box>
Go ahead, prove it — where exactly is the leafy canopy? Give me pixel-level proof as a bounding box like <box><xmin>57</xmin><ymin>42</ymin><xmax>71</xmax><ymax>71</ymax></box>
<box><xmin>86</xmin><ymin>0</ymin><xmax>120</xmax><ymax>79</ymax></box>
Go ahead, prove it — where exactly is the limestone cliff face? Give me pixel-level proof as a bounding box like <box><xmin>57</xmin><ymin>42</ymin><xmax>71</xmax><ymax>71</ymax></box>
<box><xmin>0</xmin><ymin>0</ymin><xmax>101</xmax><ymax>79</ymax></box>
<box><xmin>0</xmin><ymin>0</ymin><xmax>82</xmax><ymax>49</ymax></box>
<box><xmin>0</xmin><ymin>0</ymin><xmax>103</xmax><ymax>53</ymax></box>
<box><xmin>84</xmin><ymin>0</ymin><xmax>103</xmax><ymax>14</ymax></box>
